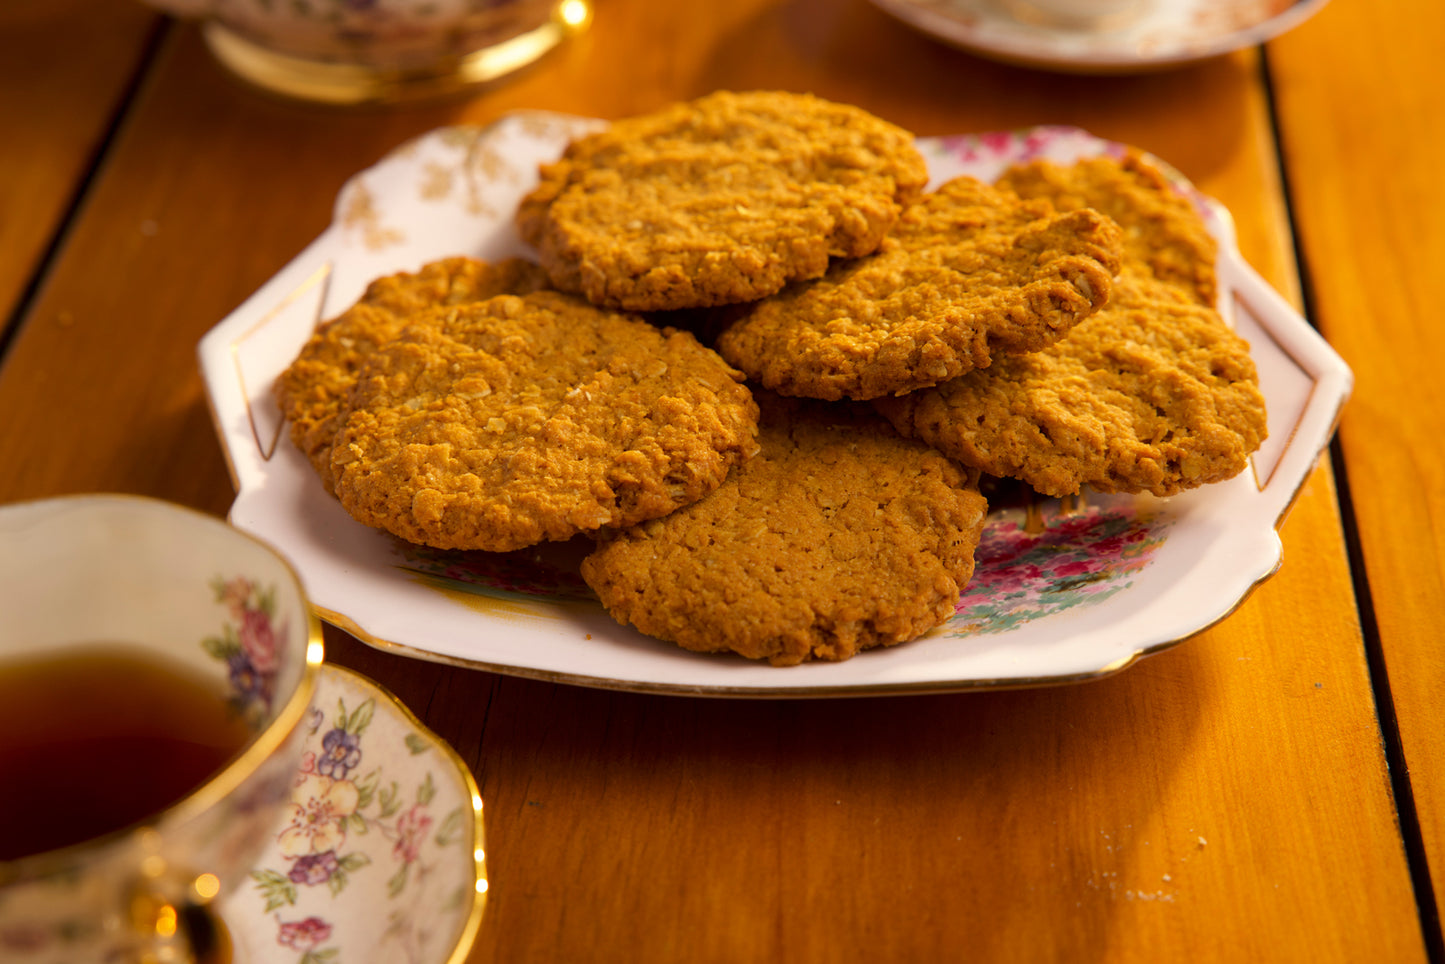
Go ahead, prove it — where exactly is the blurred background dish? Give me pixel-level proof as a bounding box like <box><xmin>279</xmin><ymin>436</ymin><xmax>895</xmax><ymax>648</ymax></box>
<box><xmin>864</xmin><ymin>0</ymin><xmax>1330</xmax><ymax>73</ymax></box>
<box><xmin>137</xmin><ymin>0</ymin><xmax>592</xmax><ymax>105</ymax></box>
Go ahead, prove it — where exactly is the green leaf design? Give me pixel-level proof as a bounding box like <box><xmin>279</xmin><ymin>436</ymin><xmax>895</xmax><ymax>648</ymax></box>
<box><xmin>250</xmin><ymin>869</ymin><xmax>296</xmax><ymax>912</ymax></box>
<box><xmin>346</xmin><ymin>698</ymin><xmax>376</xmax><ymax>737</ymax></box>
<box><xmin>301</xmin><ymin>951</ymin><xmax>338</xmax><ymax>964</ymax></box>
<box><xmin>338</xmin><ymin>851</ymin><xmax>372</xmax><ymax>873</ymax></box>
<box><xmin>404</xmin><ymin>733</ymin><xmax>431</xmax><ymax>755</ymax></box>
<box><xmin>257</xmin><ymin>583</ymin><xmax>276</xmax><ymax>617</ymax></box>
<box><xmin>200</xmin><ymin>635</ymin><xmax>236</xmax><ymax>660</ymax></box>
<box><xmin>347</xmin><ymin>811</ymin><xmax>369</xmax><ymax>834</ymax></box>
<box><xmin>355</xmin><ymin>768</ymin><xmax>381</xmax><ymax>810</ymax></box>
<box><xmin>435</xmin><ymin>807</ymin><xmax>465</xmax><ymax>847</ymax></box>
<box><xmin>388</xmin><ymin>862</ymin><xmax>411</xmax><ymax>898</ymax></box>
<box><xmin>417</xmin><ymin>772</ymin><xmax>436</xmax><ymax>807</ymax></box>
<box><xmin>378</xmin><ymin>781</ymin><xmax>402</xmax><ymax>819</ymax></box>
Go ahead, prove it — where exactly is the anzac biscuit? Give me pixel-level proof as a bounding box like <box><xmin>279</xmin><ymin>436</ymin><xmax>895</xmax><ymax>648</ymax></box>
<box><xmin>873</xmin><ymin>277</ymin><xmax>1267</xmax><ymax>497</ymax></box>
<box><xmin>516</xmin><ymin>90</ymin><xmax>929</xmax><ymax>311</ymax></box>
<box><xmin>714</xmin><ymin>176</ymin><xmax>1124</xmax><ymax>400</ymax></box>
<box><xmin>581</xmin><ymin>393</ymin><xmax>988</xmax><ymax>666</ymax></box>
<box><xmin>330</xmin><ymin>290</ymin><xmax>760</xmax><ymax>552</ymax></box>
<box><xmin>275</xmin><ymin>256</ymin><xmax>549</xmax><ymax>493</ymax></box>
<box><xmin>998</xmin><ymin>151</ymin><xmax>1218</xmax><ymax>306</ymax></box>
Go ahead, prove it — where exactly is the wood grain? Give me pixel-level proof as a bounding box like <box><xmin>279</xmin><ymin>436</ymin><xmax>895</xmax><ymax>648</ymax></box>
<box><xmin>0</xmin><ymin>0</ymin><xmax>1428</xmax><ymax>959</ymax></box>
<box><xmin>0</xmin><ymin>0</ymin><xmax>159</xmax><ymax>334</ymax></box>
<box><xmin>1269</xmin><ymin>0</ymin><xmax>1445</xmax><ymax>919</ymax></box>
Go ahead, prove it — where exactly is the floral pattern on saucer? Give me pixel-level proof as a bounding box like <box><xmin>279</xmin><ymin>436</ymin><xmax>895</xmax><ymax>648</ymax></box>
<box><xmin>220</xmin><ymin>664</ymin><xmax>485</xmax><ymax>964</ymax></box>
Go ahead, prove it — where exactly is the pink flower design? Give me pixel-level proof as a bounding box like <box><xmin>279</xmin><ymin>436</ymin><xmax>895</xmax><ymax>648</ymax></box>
<box><xmin>277</xmin><ymin>915</ymin><xmax>332</xmax><ymax>951</ymax></box>
<box><xmin>240</xmin><ymin>608</ymin><xmax>281</xmax><ymax>674</ymax></box>
<box><xmin>393</xmin><ymin>804</ymin><xmax>433</xmax><ymax>864</ymax></box>
<box><xmin>980</xmin><ymin>130</ymin><xmax>1015</xmax><ymax>155</ymax></box>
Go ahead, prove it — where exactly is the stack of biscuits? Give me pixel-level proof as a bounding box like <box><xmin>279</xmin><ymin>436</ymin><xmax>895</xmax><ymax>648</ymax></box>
<box><xmin>275</xmin><ymin>90</ymin><xmax>1267</xmax><ymax>666</ymax></box>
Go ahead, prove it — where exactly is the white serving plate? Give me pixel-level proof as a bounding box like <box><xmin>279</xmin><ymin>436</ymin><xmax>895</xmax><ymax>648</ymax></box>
<box><xmin>199</xmin><ymin>112</ymin><xmax>1351</xmax><ymax>697</ymax></box>
<box><xmin>866</xmin><ymin>0</ymin><xmax>1330</xmax><ymax>73</ymax></box>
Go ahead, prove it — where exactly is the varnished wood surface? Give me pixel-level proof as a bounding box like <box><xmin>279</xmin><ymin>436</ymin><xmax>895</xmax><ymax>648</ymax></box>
<box><xmin>1269</xmin><ymin>0</ymin><xmax>1445</xmax><ymax>932</ymax></box>
<box><xmin>0</xmin><ymin>1</ymin><xmax>1436</xmax><ymax>960</ymax></box>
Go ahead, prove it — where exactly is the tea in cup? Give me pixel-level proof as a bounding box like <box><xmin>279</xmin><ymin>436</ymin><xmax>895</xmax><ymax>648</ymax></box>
<box><xmin>0</xmin><ymin>494</ymin><xmax>323</xmax><ymax>963</ymax></box>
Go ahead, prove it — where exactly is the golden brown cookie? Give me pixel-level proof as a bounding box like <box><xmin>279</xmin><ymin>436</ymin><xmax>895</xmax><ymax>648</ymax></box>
<box><xmin>330</xmin><ymin>291</ymin><xmax>760</xmax><ymax>552</ymax></box>
<box><xmin>713</xmin><ymin>176</ymin><xmax>1124</xmax><ymax>400</ymax></box>
<box><xmin>516</xmin><ymin>90</ymin><xmax>929</xmax><ymax>311</ymax></box>
<box><xmin>580</xmin><ymin>393</ymin><xmax>988</xmax><ymax>666</ymax></box>
<box><xmin>997</xmin><ymin>151</ymin><xmax>1218</xmax><ymax>306</ymax></box>
<box><xmin>275</xmin><ymin>256</ymin><xmax>550</xmax><ymax>493</ymax></box>
<box><xmin>873</xmin><ymin>277</ymin><xmax>1267</xmax><ymax>497</ymax></box>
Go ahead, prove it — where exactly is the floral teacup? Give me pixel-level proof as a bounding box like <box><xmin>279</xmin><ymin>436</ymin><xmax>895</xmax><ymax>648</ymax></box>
<box><xmin>141</xmin><ymin>0</ymin><xmax>593</xmax><ymax>104</ymax></box>
<box><xmin>0</xmin><ymin>494</ymin><xmax>323</xmax><ymax>964</ymax></box>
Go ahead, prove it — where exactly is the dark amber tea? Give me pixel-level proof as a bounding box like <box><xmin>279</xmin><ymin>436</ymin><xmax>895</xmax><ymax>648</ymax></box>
<box><xmin>0</xmin><ymin>646</ymin><xmax>255</xmax><ymax>862</ymax></box>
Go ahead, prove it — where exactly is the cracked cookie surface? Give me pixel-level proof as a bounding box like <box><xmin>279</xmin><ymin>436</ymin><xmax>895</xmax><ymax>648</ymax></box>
<box><xmin>873</xmin><ymin>277</ymin><xmax>1267</xmax><ymax>497</ymax></box>
<box><xmin>331</xmin><ymin>290</ymin><xmax>760</xmax><ymax>551</ymax></box>
<box><xmin>516</xmin><ymin>90</ymin><xmax>929</xmax><ymax>311</ymax></box>
<box><xmin>274</xmin><ymin>256</ymin><xmax>550</xmax><ymax>494</ymax></box>
<box><xmin>714</xmin><ymin>176</ymin><xmax>1124</xmax><ymax>400</ymax></box>
<box><xmin>998</xmin><ymin>151</ymin><xmax>1218</xmax><ymax>307</ymax></box>
<box><xmin>581</xmin><ymin>393</ymin><xmax>988</xmax><ymax>666</ymax></box>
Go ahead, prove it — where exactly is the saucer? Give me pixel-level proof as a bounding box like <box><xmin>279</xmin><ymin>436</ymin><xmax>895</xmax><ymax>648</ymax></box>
<box><xmin>219</xmin><ymin>663</ymin><xmax>485</xmax><ymax>963</ymax></box>
<box><xmin>866</xmin><ymin>0</ymin><xmax>1330</xmax><ymax>72</ymax></box>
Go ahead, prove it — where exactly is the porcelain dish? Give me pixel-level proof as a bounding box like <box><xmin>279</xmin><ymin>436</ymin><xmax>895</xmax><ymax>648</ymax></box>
<box><xmin>198</xmin><ymin>112</ymin><xmax>1351</xmax><ymax>697</ymax></box>
<box><xmin>865</xmin><ymin>0</ymin><xmax>1330</xmax><ymax>73</ymax></box>
<box><xmin>219</xmin><ymin>662</ymin><xmax>485</xmax><ymax>964</ymax></box>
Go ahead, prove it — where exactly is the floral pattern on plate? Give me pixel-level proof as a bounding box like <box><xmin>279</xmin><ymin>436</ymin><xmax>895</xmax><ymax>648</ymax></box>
<box><xmin>394</xmin><ymin>537</ymin><xmax>595</xmax><ymax>603</ymax></box>
<box><xmin>949</xmin><ymin>495</ymin><xmax>1172</xmax><ymax>636</ymax></box>
<box><xmin>220</xmin><ymin>663</ymin><xmax>485</xmax><ymax>964</ymax></box>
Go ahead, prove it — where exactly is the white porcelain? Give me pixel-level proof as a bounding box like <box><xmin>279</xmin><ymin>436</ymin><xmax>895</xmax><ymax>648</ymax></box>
<box><xmin>198</xmin><ymin>114</ymin><xmax>1352</xmax><ymax>698</ymax></box>
<box><xmin>867</xmin><ymin>0</ymin><xmax>1330</xmax><ymax>73</ymax></box>
<box><xmin>219</xmin><ymin>662</ymin><xmax>486</xmax><ymax>964</ymax></box>
<box><xmin>0</xmin><ymin>494</ymin><xmax>324</xmax><ymax>963</ymax></box>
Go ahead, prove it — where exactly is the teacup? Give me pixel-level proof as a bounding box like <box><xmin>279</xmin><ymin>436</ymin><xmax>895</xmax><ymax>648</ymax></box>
<box><xmin>140</xmin><ymin>0</ymin><xmax>593</xmax><ymax>105</ymax></box>
<box><xmin>0</xmin><ymin>494</ymin><xmax>323</xmax><ymax>963</ymax></box>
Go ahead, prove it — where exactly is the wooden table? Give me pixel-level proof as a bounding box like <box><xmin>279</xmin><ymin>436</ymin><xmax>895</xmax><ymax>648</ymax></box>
<box><xmin>3</xmin><ymin>0</ymin><xmax>1441</xmax><ymax>960</ymax></box>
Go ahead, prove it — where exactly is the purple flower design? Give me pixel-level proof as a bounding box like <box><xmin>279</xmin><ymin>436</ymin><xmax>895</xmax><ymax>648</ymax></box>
<box><xmin>227</xmin><ymin>650</ymin><xmax>266</xmax><ymax>702</ymax></box>
<box><xmin>288</xmin><ymin>850</ymin><xmax>341</xmax><ymax>887</ymax></box>
<box><xmin>317</xmin><ymin>727</ymin><xmax>362</xmax><ymax>779</ymax></box>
